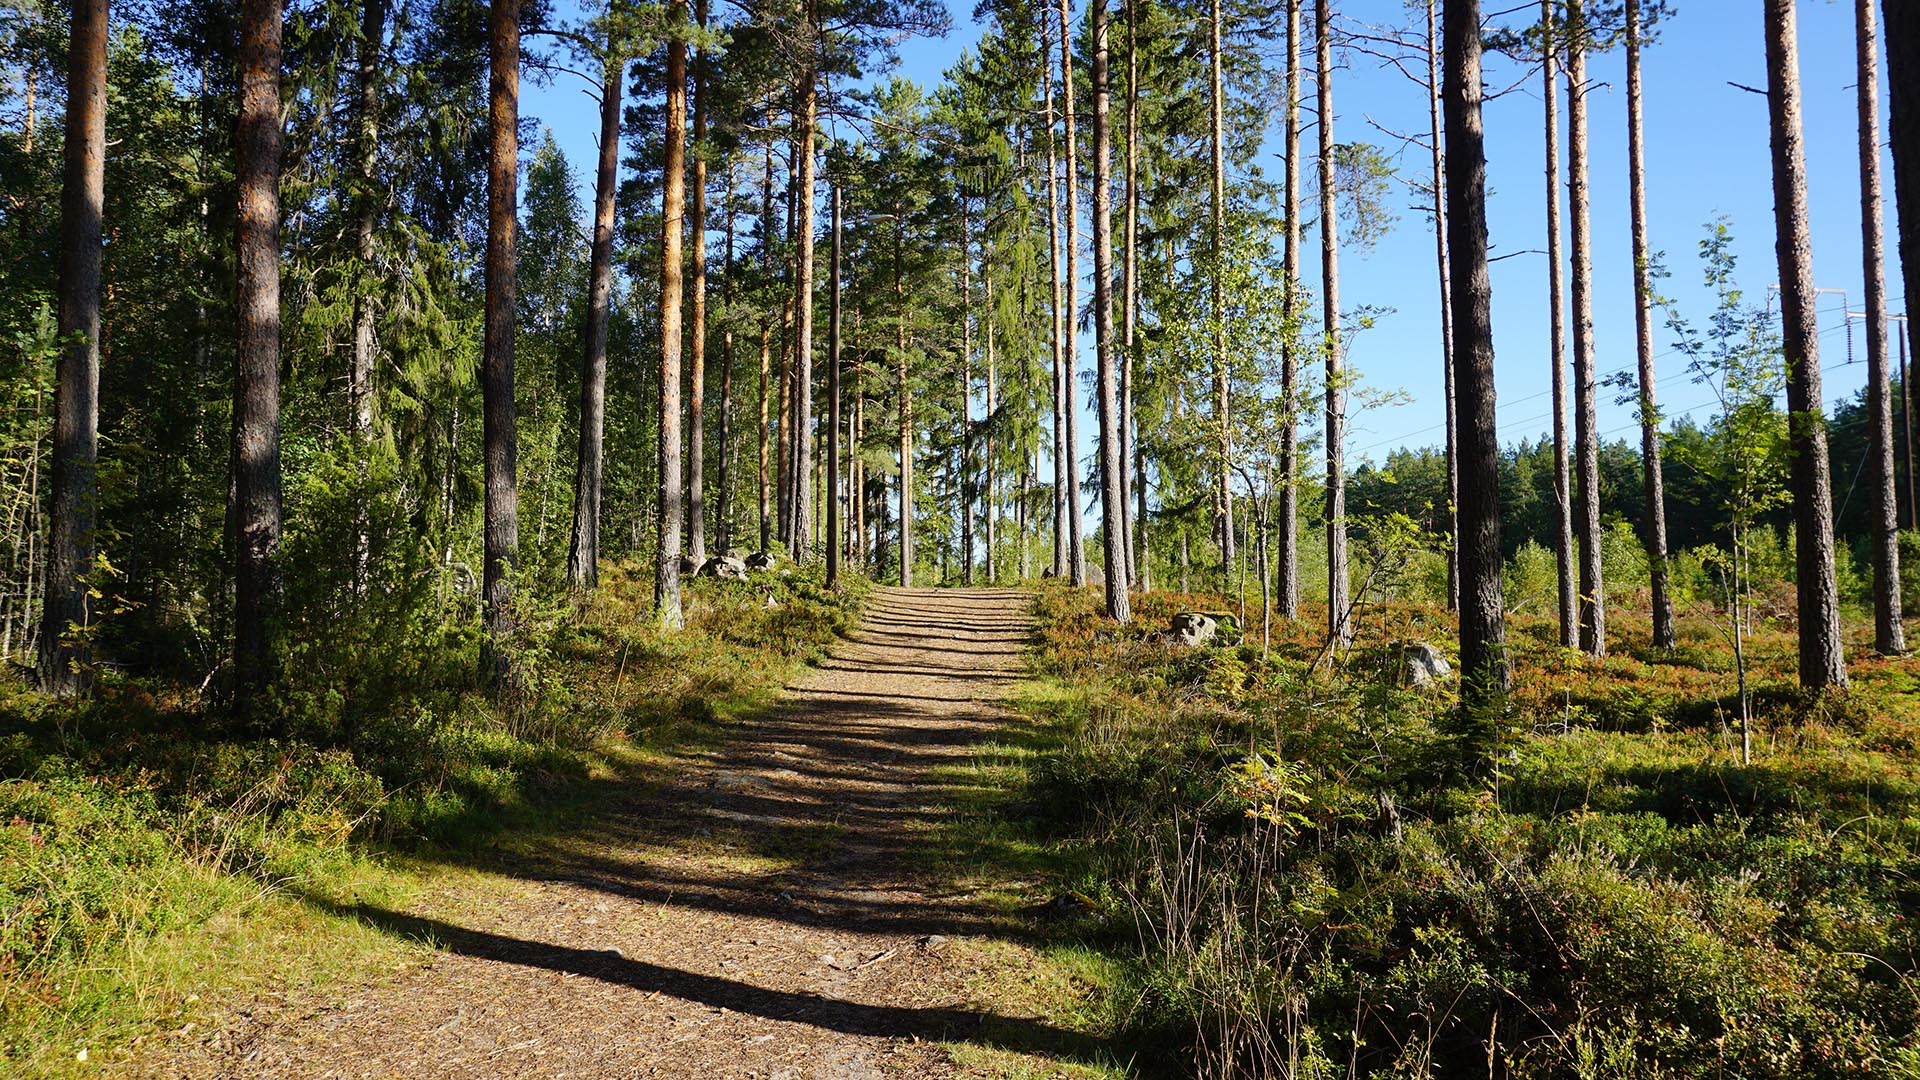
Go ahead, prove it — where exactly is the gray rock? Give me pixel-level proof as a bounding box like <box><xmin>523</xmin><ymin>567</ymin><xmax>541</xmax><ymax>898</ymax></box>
<box><xmin>1401</xmin><ymin>641</ymin><xmax>1452</xmax><ymax>688</ymax></box>
<box><xmin>677</xmin><ymin>554</ymin><xmax>699</xmax><ymax>576</ymax></box>
<box><xmin>697</xmin><ymin>554</ymin><xmax>750</xmax><ymax>581</ymax></box>
<box><xmin>1166</xmin><ymin>612</ymin><xmax>1218</xmax><ymax>649</ymax></box>
<box><xmin>745</xmin><ymin>550</ymin><xmax>778</xmax><ymax>571</ymax></box>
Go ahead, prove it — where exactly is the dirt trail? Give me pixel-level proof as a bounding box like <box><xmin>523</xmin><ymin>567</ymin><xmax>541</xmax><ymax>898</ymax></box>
<box><xmin>139</xmin><ymin>587</ymin><xmax>1091</xmax><ymax>1080</ymax></box>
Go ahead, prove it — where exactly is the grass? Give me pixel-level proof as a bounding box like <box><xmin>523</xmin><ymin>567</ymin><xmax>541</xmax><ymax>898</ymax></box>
<box><xmin>0</xmin><ymin>560</ymin><xmax>866</xmax><ymax>1077</ymax></box>
<box><xmin>999</xmin><ymin>579</ymin><xmax>1920</xmax><ymax>1078</ymax></box>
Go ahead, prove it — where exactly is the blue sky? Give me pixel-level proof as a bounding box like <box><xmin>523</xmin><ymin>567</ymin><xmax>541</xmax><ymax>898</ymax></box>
<box><xmin>521</xmin><ymin>0</ymin><xmax>1910</xmax><ymax>472</ymax></box>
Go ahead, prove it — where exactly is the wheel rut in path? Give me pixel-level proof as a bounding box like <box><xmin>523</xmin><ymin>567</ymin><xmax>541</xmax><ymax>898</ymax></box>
<box><xmin>141</xmin><ymin>587</ymin><xmax>1089</xmax><ymax>1080</ymax></box>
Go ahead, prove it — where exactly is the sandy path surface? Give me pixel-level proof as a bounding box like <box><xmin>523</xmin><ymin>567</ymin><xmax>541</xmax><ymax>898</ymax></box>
<box><xmin>133</xmin><ymin>587</ymin><xmax>1092</xmax><ymax>1080</ymax></box>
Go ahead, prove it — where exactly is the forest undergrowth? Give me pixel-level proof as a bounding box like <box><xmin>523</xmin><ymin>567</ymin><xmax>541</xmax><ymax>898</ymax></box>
<box><xmin>0</xmin><ymin>560</ymin><xmax>864</xmax><ymax>1075</ymax></box>
<box><xmin>1015</xmin><ymin>580</ymin><xmax>1920</xmax><ymax>1079</ymax></box>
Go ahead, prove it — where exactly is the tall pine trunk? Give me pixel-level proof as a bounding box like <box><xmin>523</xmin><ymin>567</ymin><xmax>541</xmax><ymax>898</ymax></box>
<box><xmin>1058</xmin><ymin>0</ymin><xmax>1086</xmax><ymax>585</ymax></box>
<box><xmin>687</xmin><ymin>0</ymin><xmax>709</xmax><ymax>563</ymax></box>
<box><xmin>758</xmin><ymin>122</ymin><xmax>776</xmax><ymax>552</ymax></box>
<box><xmin>1092</xmin><ymin>0</ymin><xmax>1130</xmax><ymax>619</ymax></box>
<box><xmin>960</xmin><ymin>206</ymin><xmax>974</xmax><ymax>584</ymax></box>
<box><xmin>233</xmin><ymin>0</ymin><xmax>285</xmax><ymax>702</ymax></box>
<box><xmin>656</xmin><ymin>2</ymin><xmax>688</xmax><ymax>627</ymax></box>
<box><xmin>985</xmin><ymin>260</ymin><xmax>999</xmax><ymax>583</ymax></box>
<box><xmin>1445</xmin><ymin>0</ymin><xmax>1506</xmax><ymax>705</ymax></box>
<box><xmin>350</xmin><ymin>0</ymin><xmax>384</xmax><ymax>442</ymax></box>
<box><xmin>1626</xmin><ymin>0</ymin><xmax>1675</xmax><ymax>650</ymax></box>
<box><xmin>1043</xmin><ymin>29</ymin><xmax>1068</xmax><ymax>580</ymax></box>
<box><xmin>718</xmin><ymin>159</ymin><xmax>737</xmax><ymax>555</ymax></box>
<box><xmin>1567</xmin><ymin>0</ymin><xmax>1605</xmax><ymax>658</ymax></box>
<box><xmin>1121</xmin><ymin>0</ymin><xmax>1140</xmax><ymax>591</ymax></box>
<box><xmin>1858</xmin><ymin>0</ymin><xmax>1904</xmax><ymax>654</ymax></box>
<box><xmin>1885</xmin><ymin>0</ymin><xmax>1920</xmax><ymax>558</ymax></box>
<box><xmin>1318</xmin><ymin>0</ymin><xmax>1351</xmax><ymax>653</ymax></box>
<box><xmin>1766</xmin><ymin>0</ymin><xmax>1847</xmax><ymax>688</ymax></box>
<box><xmin>826</xmin><ymin>185</ymin><xmax>842</xmax><ymax>589</ymax></box>
<box><xmin>895</xmin><ymin>219</ymin><xmax>913</xmax><ymax>585</ymax></box>
<box><xmin>791</xmin><ymin>26</ymin><xmax>818</xmax><ymax>564</ymax></box>
<box><xmin>1277</xmin><ymin>0</ymin><xmax>1302</xmax><ymax>619</ymax></box>
<box><xmin>1210</xmin><ymin>0</ymin><xmax>1235</xmax><ymax>587</ymax></box>
<box><xmin>1544</xmin><ymin>0</ymin><xmax>1577</xmax><ymax>648</ymax></box>
<box><xmin>569</xmin><ymin>49</ymin><xmax>623</xmax><ymax>590</ymax></box>
<box><xmin>39</xmin><ymin>0</ymin><xmax>108</xmax><ymax>695</ymax></box>
<box><xmin>1427</xmin><ymin>0</ymin><xmax>1457</xmax><ymax>614</ymax></box>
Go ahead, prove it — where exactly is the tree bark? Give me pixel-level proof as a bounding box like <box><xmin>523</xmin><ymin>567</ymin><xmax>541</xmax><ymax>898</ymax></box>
<box><xmin>569</xmin><ymin>50</ymin><xmax>623</xmax><ymax>590</ymax></box>
<box><xmin>1886</xmin><ymin>0</ymin><xmax>1920</xmax><ymax>546</ymax></box>
<box><xmin>1567</xmin><ymin>0</ymin><xmax>1605</xmax><ymax>658</ymax></box>
<box><xmin>350</xmin><ymin>0</ymin><xmax>385</xmax><ymax>443</ymax></box>
<box><xmin>895</xmin><ymin>218</ymin><xmax>913</xmax><ymax>585</ymax></box>
<box><xmin>656</xmin><ymin>1</ymin><xmax>688</xmax><ymax>627</ymax></box>
<box><xmin>718</xmin><ymin>158</ymin><xmax>737</xmax><ymax>555</ymax></box>
<box><xmin>985</xmin><ymin>260</ymin><xmax>999</xmax><ymax>583</ymax></box>
<box><xmin>827</xmin><ymin>184</ymin><xmax>842</xmax><ymax>589</ymax></box>
<box><xmin>1058</xmin><ymin>0</ymin><xmax>1086</xmax><ymax>586</ymax></box>
<box><xmin>232</xmin><ymin>0</ymin><xmax>285</xmax><ymax>703</ymax></box>
<box><xmin>1427</xmin><ymin>0</ymin><xmax>1458</xmax><ymax>614</ymax></box>
<box><xmin>1318</xmin><ymin>0</ymin><xmax>1350</xmax><ymax>653</ymax></box>
<box><xmin>1211</xmin><ymin>0</ymin><xmax>1235</xmax><ymax>587</ymax></box>
<box><xmin>758</xmin><ymin>120</ymin><xmax>776</xmax><ymax>552</ymax></box>
<box><xmin>1766</xmin><ymin>0</ymin><xmax>1847</xmax><ymax>688</ymax></box>
<box><xmin>687</xmin><ymin>0</ymin><xmax>709</xmax><ymax>563</ymax></box>
<box><xmin>1122</xmin><ymin>0</ymin><xmax>1140</xmax><ymax>591</ymax></box>
<box><xmin>1043</xmin><ymin>26</ymin><xmax>1068</xmax><ymax>580</ymax></box>
<box><xmin>1626</xmin><ymin>0</ymin><xmax>1675</xmax><ymax>650</ymax></box>
<box><xmin>1445</xmin><ymin>0</ymin><xmax>1506</xmax><ymax>705</ymax></box>
<box><xmin>791</xmin><ymin>27</ymin><xmax>818</xmax><ymax>564</ymax></box>
<box><xmin>1858</xmin><ymin>0</ymin><xmax>1904</xmax><ymax>654</ymax></box>
<box><xmin>1544</xmin><ymin>0</ymin><xmax>1577</xmax><ymax>648</ymax></box>
<box><xmin>41</xmin><ymin>0</ymin><xmax>108</xmax><ymax>695</ymax></box>
<box><xmin>1278</xmin><ymin>0</ymin><xmax>1302</xmax><ymax>619</ymax></box>
<box><xmin>960</xmin><ymin>205</ymin><xmax>974</xmax><ymax>584</ymax></box>
<box><xmin>1092</xmin><ymin>0</ymin><xmax>1131</xmax><ymax>619</ymax></box>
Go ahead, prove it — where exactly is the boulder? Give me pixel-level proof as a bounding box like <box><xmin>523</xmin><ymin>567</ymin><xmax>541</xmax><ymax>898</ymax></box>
<box><xmin>1166</xmin><ymin>612</ymin><xmax>1218</xmax><ymax>649</ymax></box>
<box><xmin>697</xmin><ymin>555</ymin><xmax>750</xmax><ymax>581</ymax></box>
<box><xmin>677</xmin><ymin>554</ymin><xmax>699</xmax><ymax>576</ymax></box>
<box><xmin>1400</xmin><ymin>641</ymin><xmax>1452</xmax><ymax>688</ymax></box>
<box><xmin>745</xmin><ymin>550</ymin><xmax>778</xmax><ymax>572</ymax></box>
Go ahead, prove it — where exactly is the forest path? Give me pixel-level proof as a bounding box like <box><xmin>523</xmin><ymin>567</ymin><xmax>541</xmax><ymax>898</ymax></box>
<box><xmin>137</xmin><ymin>587</ymin><xmax>1100</xmax><ymax>1080</ymax></box>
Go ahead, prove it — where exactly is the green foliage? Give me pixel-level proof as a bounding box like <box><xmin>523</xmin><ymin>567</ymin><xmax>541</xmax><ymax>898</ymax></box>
<box><xmin>1019</xmin><ymin>583</ymin><xmax>1920</xmax><ymax>1078</ymax></box>
<box><xmin>0</xmin><ymin>562</ymin><xmax>867</xmax><ymax>1067</ymax></box>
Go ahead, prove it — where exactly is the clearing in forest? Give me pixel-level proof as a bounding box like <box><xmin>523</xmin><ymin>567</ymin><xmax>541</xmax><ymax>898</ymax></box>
<box><xmin>132</xmin><ymin>587</ymin><xmax>1106</xmax><ymax>1080</ymax></box>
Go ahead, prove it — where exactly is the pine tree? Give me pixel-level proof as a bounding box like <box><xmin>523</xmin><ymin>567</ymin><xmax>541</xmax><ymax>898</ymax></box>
<box><xmin>1318</xmin><ymin>0</ymin><xmax>1351</xmax><ymax>653</ymax></box>
<box><xmin>1445</xmin><ymin>0</ymin><xmax>1506</xmax><ymax>705</ymax></box>
<box><xmin>1566</xmin><ymin>0</ymin><xmax>1605</xmax><ymax>658</ymax></box>
<box><xmin>233</xmin><ymin>0</ymin><xmax>286</xmax><ymax>703</ymax></box>
<box><xmin>38</xmin><ymin>0</ymin><xmax>107</xmax><ymax>695</ymax></box>
<box><xmin>569</xmin><ymin>34</ymin><xmax>626</xmax><ymax>590</ymax></box>
<box><xmin>1764</xmin><ymin>0</ymin><xmax>1847</xmax><ymax>689</ymax></box>
<box><xmin>1625</xmin><ymin>0</ymin><xmax>1675</xmax><ymax>651</ymax></box>
<box><xmin>656</xmin><ymin>0</ymin><xmax>688</xmax><ymax>626</ymax></box>
<box><xmin>1092</xmin><ymin>0</ymin><xmax>1130</xmax><ymax>619</ymax></box>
